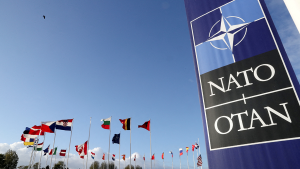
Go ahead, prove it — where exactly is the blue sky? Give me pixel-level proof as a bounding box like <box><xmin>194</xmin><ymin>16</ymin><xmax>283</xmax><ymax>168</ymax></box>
<box><xmin>0</xmin><ymin>0</ymin><xmax>299</xmax><ymax>169</ymax></box>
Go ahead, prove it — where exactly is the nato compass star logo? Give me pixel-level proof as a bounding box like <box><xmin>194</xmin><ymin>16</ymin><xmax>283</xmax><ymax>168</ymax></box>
<box><xmin>207</xmin><ymin>13</ymin><xmax>250</xmax><ymax>57</ymax></box>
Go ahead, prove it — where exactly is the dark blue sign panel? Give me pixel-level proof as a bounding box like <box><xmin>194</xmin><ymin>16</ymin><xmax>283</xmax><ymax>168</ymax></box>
<box><xmin>184</xmin><ymin>0</ymin><xmax>300</xmax><ymax>168</ymax></box>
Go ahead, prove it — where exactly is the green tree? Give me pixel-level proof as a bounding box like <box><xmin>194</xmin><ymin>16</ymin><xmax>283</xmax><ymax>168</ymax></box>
<box><xmin>45</xmin><ymin>165</ymin><xmax>49</xmax><ymax>169</ymax></box>
<box><xmin>0</xmin><ymin>154</ymin><xmax>5</xmax><ymax>168</ymax></box>
<box><xmin>125</xmin><ymin>164</ymin><xmax>134</xmax><ymax>169</ymax></box>
<box><xmin>32</xmin><ymin>162</ymin><xmax>39</xmax><ymax>169</ymax></box>
<box><xmin>54</xmin><ymin>161</ymin><xmax>65</xmax><ymax>169</ymax></box>
<box><xmin>136</xmin><ymin>165</ymin><xmax>142</xmax><ymax>169</ymax></box>
<box><xmin>4</xmin><ymin>149</ymin><xmax>19</xmax><ymax>169</ymax></box>
<box><xmin>99</xmin><ymin>161</ymin><xmax>116</xmax><ymax>169</ymax></box>
<box><xmin>89</xmin><ymin>161</ymin><xmax>100</xmax><ymax>169</ymax></box>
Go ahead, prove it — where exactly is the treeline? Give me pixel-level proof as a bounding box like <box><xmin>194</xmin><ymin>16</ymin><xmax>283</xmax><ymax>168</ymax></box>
<box><xmin>0</xmin><ymin>149</ymin><xmax>19</xmax><ymax>169</ymax></box>
<box><xmin>89</xmin><ymin>161</ymin><xmax>142</xmax><ymax>169</ymax></box>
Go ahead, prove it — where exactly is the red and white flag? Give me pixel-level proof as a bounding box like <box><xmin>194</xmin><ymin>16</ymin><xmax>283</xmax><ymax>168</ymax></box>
<box><xmin>102</xmin><ymin>153</ymin><xmax>105</xmax><ymax>160</ymax></box>
<box><xmin>143</xmin><ymin>154</ymin><xmax>145</xmax><ymax>161</ymax></box>
<box><xmin>60</xmin><ymin>149</ymin><xmax>66</xmax><ymax>156</ymax></box>
<box><xmin>197</xmin><ymin>155</ymin><xmax>203</xmax><ymax>167</ymax></box>
<box><xmin>75</xmin><ymin>141</ymin><xmax>88</xmax><ymax>157</ymax></box>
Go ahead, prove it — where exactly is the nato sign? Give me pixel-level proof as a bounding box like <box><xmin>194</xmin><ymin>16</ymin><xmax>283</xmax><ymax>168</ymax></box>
<box><xmin>184</xmin><ymin>0</ymin><xmax>300</xmax><ymax>168</ymax></box>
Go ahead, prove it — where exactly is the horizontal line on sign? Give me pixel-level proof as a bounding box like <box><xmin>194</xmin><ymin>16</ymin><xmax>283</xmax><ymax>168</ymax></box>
<box><xmin>205</xmin><ymin>86</ymin><xmax>293</xmax><ymax>110</ymax></box>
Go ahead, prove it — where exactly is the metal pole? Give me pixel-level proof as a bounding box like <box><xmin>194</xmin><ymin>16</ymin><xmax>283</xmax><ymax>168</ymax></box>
<box><xmin>55</xmin><ymin>148</ymin><xmax>58</xmax><ymax>167</ymax></box>
<box><xmin>66</xmin><ymin>119</ymin><xmax>74</xmax><ymax>169</ymax></box>
<box><xmin>46</xmin><ymin>153</ymin><xmax>49</xmax><ymax>168</ymax></box>
<box><xmin>108</xmin><ymin>117</ymin><xmax>112</xmax><ymax>169</ymax></box>
<box><xmin>64</xmin><ymin>151</ymin><xmax>66</xmax><ymax>169</ymax></box>
<box><xmin>144</xmin><ymin>154</ymin><xmax>145</xmax><ymax>169</ymax></box>
<box><xmin>163</xmin><ymin>158</ymin><xmax>165</xmax><ymax>169</ymax></box>
<box><xmin>130</xmin><ymin>118</ymin><xmax>131</xmax><ymax>169</ymax></box>
<box><xmin>180</xmin><ymin>155</ymin><xmax>181</xmax><ymax>169</ymax></box>
<box><xmin>119</xmin><ymin>132</ymin><xmax>121</xmax><ymax>169</ymax></box>
<box><xmin>38</xmin><ymin>134</ymin><xmax>46</xmax><ymax>169</ymax></box>
<box><xmin>187</xmin><ymin>152</ymin><xmax>189</xmax><ymax>169</ymax></box>
<box><xmin>149</xmin><ymin>119</ymin><xmax>152</xmax><ymax>169</ymax></box>
<box><xmin>86</xmin><ymin>117</ymin><xmax>92</xmax><ymax>169</ymax></box>
<box><xmin>193</xmin><ymin>150</ymin><xmax>195</xmax><ymax>169</ymax></box>
<box><xmin>50</xmin><ymin>130</ymin><xmax>57</xmax><ymax>169</ymax></box>
<box><xmin>172</xmin><ymin>155</ymin><xmax>173</xmax><ymax>169</ymax></box>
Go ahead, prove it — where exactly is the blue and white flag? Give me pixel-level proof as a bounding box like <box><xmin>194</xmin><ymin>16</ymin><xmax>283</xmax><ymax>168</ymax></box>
<box><xmin>195</xmin><ymin>143</ymin><xmax>199</xmax><ymax>149</ymax></box>
<box><xmin>56</xmin><ymin>119</ymin><xmax>73</xmax><ymax>131</ymax></box>
<box><xmin>43</xmin><ymin>145</ymin><xmax>50</xmax><ymax>156</ymax></box>
<box><xmin>112</xmin><ymin>154</ymin><xmax>115</xmax><ymax>161</ymax></box>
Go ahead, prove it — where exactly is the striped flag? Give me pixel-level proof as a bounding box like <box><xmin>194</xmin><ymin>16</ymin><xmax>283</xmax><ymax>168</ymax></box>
<box><xmin>91</xmin><ymin>152</ymin><xmax>95</xmax><ymax>159</ymax></box>
<box><xmin>197</xmin><ymin>155</ymin><xmax>203</xmax><ymax>167</ymax></box>
<box><xmin>112</xmin><ymin>154</ymin><xmax>115</xmax><ymax>161</ymax></box>
<box><xmin>169</xmin><ymin>151</ymin><xmax>173</xmax><ymax>158</ymax></box>
<box><xmin>60</xmin><ymin>149</ymin><xmax>66</xmax><ymax>156</ymax></box>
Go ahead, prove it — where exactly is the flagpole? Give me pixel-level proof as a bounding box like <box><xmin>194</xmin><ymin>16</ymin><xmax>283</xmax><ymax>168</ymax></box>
<box><xmin>130</xmin><ymin>117</ymin><xmax>132</xmax><ymax>169</ymax></box>
<box><xmin>119</xmin><ymin>132</ymin><xmax>121</xmax><ymax>169</ymax></box>
<box><xmin>149</xmin><ymin>119</ymin><xmax>152</xmax><ymax>169</ymax></box>
<box><xmin>66</xmin><ymin>118</ymin><xmax>74</xmax><ymax>169</ymax></box>
<box><xmin>108</xmin><ymin>116</ymin><xmax>112</xmax><ymax>169</ymax></box>
<box><xmin>198</xmin><ymin>138</ymin><xmax>202</xmax><ymax>169</ymax></box>
<box><xmin>86</xmin><ymin>117</ymin><xmax>92</xmax><ymax>169</ymax></box>
<box><xmin>135</xmin><ymin>155</ymin><xmax>136</xmax><ymax>169</ymax></box>
<box><xmin>38</xmin><ymin>133</ymin><xmax>46</xmax><ymax>169</ymax></box>
<box><xmin>55</xmin><ymin>147</ymin><xmax>58</xmax><ymax>166</ymax></box>
<box><xmin>187</xmin><ymin>151</ymin><xmax>189</xmax><ymax>169</ymax></box>
<box><xmin>180</xmin><ymin>155</ymin><xmax>181</xmax><ymax>169</ymax></box>
<box><xmin>46</xmin><ymin>152</ymin><xmax>49</xmax><ymax>168</ymax></box>
<box><xmin>193</xmin><ymin>150</ymin><xmax>195</xmax><ymax>169</ymax></box>
<box><xmin>31</xmin><ymin>128</ymin><xmax>43</xmax><ymax>169</ymax></box>
<box><xmin>64</xmin><ymin>150</ymin><xmax>66</xmax><ymax>169</ymax></box>
<box><xmin>28</xmin><ymin>146</ymin><xmax>34</xmax><ymax>169</ymax></box>
<box><xmin>163</xmin><ymin>157</ymin><xmax>165</xmax><ymax>169</ymax></box>
<box><xmin>50</xmin><ymin>129</ymin><xmax>57</xmax><ymax>169</ymax></box>
<box><xmin>144</xmin><ymin>154</ymin><xmax>145</xmax><ymax>169</ymax></box>
<box><xmin>172</xmin><ymin>154</ymin><xmax>173</xmax><ymax>169</ymax></box>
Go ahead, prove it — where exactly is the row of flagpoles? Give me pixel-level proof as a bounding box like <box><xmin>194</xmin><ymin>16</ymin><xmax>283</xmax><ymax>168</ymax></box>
<box><xmin>21</xmin><ymin>117</ymin><xmax>203</xmax><ymax>169</ymax></box>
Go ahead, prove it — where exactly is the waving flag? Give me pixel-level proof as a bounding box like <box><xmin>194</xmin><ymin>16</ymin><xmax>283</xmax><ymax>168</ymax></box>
<box><xmin>101</xmin><ymin>117</ymin><xmax>111</xmax><ymax>130</ymax></box>
<box><xmin>34</xmin><ymin>142</ymin><xmax>44</xmax><ymax>151</ymax></box>
<box><xmin>43</xmin><ymin>145</ymin><xmax>50</xmax><ymax>155</ymax></box>
<box><xmin>21</xmin><ymin>133</ymin><xmax>37</xmax><ymax>142</ymax></box>
<box><xmin>41</xmin><ymin>121</ymin><xmax>56</xmax><ymax>133</ymax></box>
<box><xmin>197</xmin><ymin>155</ymin><xmax>203</xmax><ymax>167</ymax></box>
<box><xmin>75</xmin><ymin>141</ymin><xmax>88</xmax><ymax>157</ymax></box>
<box><xmin>122</xmin><ymin>154</ymin><xmax>126</xmax><ymax>161</ymax></box>
<box><xmin>56</xmin><ymin>119</ymin><xmax>73</xmax><ymax>131</ymax></box>
<box><xmin>102</xmin><ymin>153</ymin><xmax>105</xmax><ymax>160</ymax></box>
<box><xmin>91</xmin><ymin>152</ymin><xmax>95</xmax><ymax>159</ymax></box>
<box><xmin>23</xmin><ymin>138</ymin><xmax>35</xmax><ymax>146</ymax></box>
<box><xmin>162</xmin><ymin>152</ymin><xmax>164</xmax><ymax>159</ymax></box>
<box><xmin>24</xmin><ymin>126</ymin><xmax>45</xmax><ymax>136</ymax></box>
<box><xmin>119</xmin><ymin>118</ymin><xmax>131</xmax><ymax>130</ymax></box>
<box><xmin>138</xmin><ymin>120</ymin><xmax>150</xmax><ymax>131</ymax></box>
<box><xmin>186</xmin><ymin>147</ymin><xmax>189</xmax><ymax>153</ymax></box>
<box><xmin>143</xmin><ymin>154</ymin><xmax>145</xmax><ymax>161</ymax></box>
<box><xmin>134</xmin><ymin>154</ymin><xmax>136</xmax><ymax>161</ymax></box>
<box><xmin>112</xmin><ymin>134</ymin><xmax>120</xmax><ymax>144</ymax></box>
<box><xmin>151</xmin><ymin>154</ymin><xmax>155</xmax><ymax>160</ymax></box>
<box><xmin>169</xmin><ymin>151</ymin><xmax>173</xmax><ymax>158</ymax></box>
<box><xmin>192</xmin><ymin>145</ymin><xmax>195</xmax><ymax>151</ymax></box>
<box><xmin>112</xmin><ymin>154</ymin><xmax>115</xmax><ymax>161</ymax></box>
<box><xmin>80</xmin><ymin>155</ymin><xmax>84</xmax><ymax>159</ymax></box>
<box><xmin>60</xmin><ymin>149</ymin><xmax>66</xmax><ymax>156</ymax></box>
<box><xmin>49</xmin><ymin>147</ymin><xmax>57</xmax><ymax>155</ymax></box>
<box><xmin>195</xmin><ymin>143</ymin><xmax>199</xmax><ymax>149</ymax></box>
<box><xmin>179</xmin><ymin>148</ymin><xmax>183</xmax><ymax>156</ymax></box>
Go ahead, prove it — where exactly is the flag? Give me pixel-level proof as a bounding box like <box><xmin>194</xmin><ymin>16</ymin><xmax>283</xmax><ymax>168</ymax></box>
<box><xmin>134</xmin><ymin>154</ymin><xmax>136</xmax><ymax>161</ymax></box>
<box><xmin>122</xmin><ymin>154</ymin><xmax>125</xmax><ymax>161</ymax></box>
<box><xmin>179</xmin><ymin>148</ymin><xmax>183</xmax><ymax>156</ymax></box>
<box><xmin>119</xmin><ymin>118</ymin><xmax>131</xmax><ymax>130</ymax></box>
<box><xmin>169</xmin><ymin>151</ymin><xmax>173</xmax><ymax>158</ymax></box>
<box><xmin>162</xmin><ymin>152</ymin><xmax>164</xmax><ymax>159</ymax></box>
<box><xmin>192</xmin><ymin>145</ymin><xmax>195</xmax><ymax>151</ymax></box>
<box><xmin>24</xmin><ymin>138</ymin><xmax>35</xmax><ymax>146</ymax></box>
<box><xmin>151</xmin><ymin>154</ymin><xmax>155</xmax><ymax>160</ymax></box>
<box><xmin>143</xmin><ymin>154</ymin><xmax>145</xmax><ymax>161</ymax></box>
<box><xmin>75</xmin><ymin>141</ymin><xmax>88</xmax><ymax>157</ymax></box>
<box><xmin>91</xmin><ymin>152</ymin><xmax>95</xmax><ymax>159</ymax></box>
<box><xmin>34</xmin><ymin>142</ymin><xmax>44</xmax><ymax>151</ymax></box>
<box><xmin>195</xmin><ymin>143</ymin><xmax>199</xmax><ymax>149</ymax></box>
<box><xmin>197</xmin><ymin>155</ymin><xmax>203</xmax><ymax>167</ymax></box>
<box><xmin>102</xmin><ymin>153</ymin><xmax>105</xmax><ymax>160</ymax></box>
<box><xmin>24</xmin><ymin>126</ymin><xmax>45</xmax><ymax>136</ymax></box>
<box><xmin>21</xmin><ymin>134</ymin><xmax>37</xmax><ymax>142</ymax></box>
<box><xmin>138</xmin><ymin>120</ymin><xmax>150</xmax><ymax>131</ymax></box>
<box><xmin>80</xmin><ymin>155</ymin><xmax>84</xmax><ymax>159</ymax></box>
<box><xmin>43</xmin><ymin>145</ymin><xmax>50</xmax><ymax>155</ymax></box>
<box><xmin>112</xmin><ymin>154</ymin><xmax>115</xmax><ymax>161</ymax></box>
<box><xmin>60</xmin><ymin>149</ymin><xmax>66</xmax><ymax>156</ymax></box>
<box><xmin>101</xmin><ymin>117</ymin><xmax>111</xmax><ymax>130</ymax></box>
<box><xmin>49</xmin><ymin>147</ymin><xmax>57</xmax><ymax>155</ymax></box>
<box><xmin>112</xmin><ymin>134</ymin><xmax>120</xmax><ymax>144</ymax></box>
<box><xmin>41</xmin><ymin>121</ymin><xmax>56</xmax><ymax>133</ymax></box>
<box><xmin>56</xmin><ymin>119</ymin><xmax>73</xmax><ymax>131</ymax></box>
<box><xmin>186</xmin><ymin>147</ymin><xmax>189</xmax><ymax>153</ymax></box>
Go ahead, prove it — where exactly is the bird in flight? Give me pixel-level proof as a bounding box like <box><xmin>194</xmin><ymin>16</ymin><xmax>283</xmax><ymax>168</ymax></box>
<box><xmin>43</xmin><ymin>15</ymin><xmax>45</xmax><ymax>19</ymax></box>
